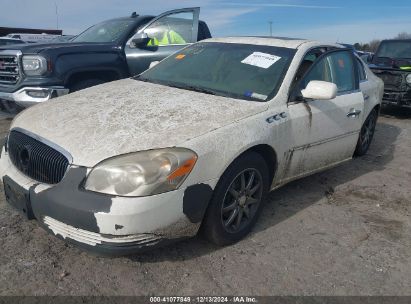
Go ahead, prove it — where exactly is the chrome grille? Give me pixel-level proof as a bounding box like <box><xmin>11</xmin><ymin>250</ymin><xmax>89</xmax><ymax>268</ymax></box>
<box><xmin>7</xmin><ymin>130</ymin><xmax>69</xmax><ymax>184</ymax></box>
<box><xmin>0</xmin><ymin>54</ymin><xmax>20</xmax><ymax>85</ymax></box>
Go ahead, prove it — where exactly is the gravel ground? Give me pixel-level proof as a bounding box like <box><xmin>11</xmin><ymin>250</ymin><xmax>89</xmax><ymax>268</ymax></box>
<box><xmin>0</xmin><ymin>105</ymin><xmax>410</xmax><ymax>296</ymax></box>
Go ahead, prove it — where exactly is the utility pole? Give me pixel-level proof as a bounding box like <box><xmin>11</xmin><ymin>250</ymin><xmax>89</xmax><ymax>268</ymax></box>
<box><xmin>54</xmin><ymin>1</ymin><xmax>59</xmax><ymax>29</ymax></box>
<box><xmin>269</xmin><ymin>21</ymin><xmax>273</xmax><ymax>37</ymax></box>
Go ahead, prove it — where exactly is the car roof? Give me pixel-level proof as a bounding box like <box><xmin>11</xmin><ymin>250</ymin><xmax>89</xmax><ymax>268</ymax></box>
<box><xmin>380</xmin><ymin>39</ymin><xmax>411</xmax><ymax>43</ymax></box>
<box><xmin>203</xmin><ymin>36</ymin><xmax>338</xmax><ymax>50</ymax></box>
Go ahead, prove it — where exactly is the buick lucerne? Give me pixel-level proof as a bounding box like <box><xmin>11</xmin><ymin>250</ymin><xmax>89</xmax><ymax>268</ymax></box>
<box><xmin>0</xmin><ymin>37</ymin><xmax>383</xmax><ymax>255</ymax></box>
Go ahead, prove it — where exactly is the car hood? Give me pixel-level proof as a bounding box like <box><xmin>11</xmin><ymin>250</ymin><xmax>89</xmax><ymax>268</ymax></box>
<box><xmin>11</xmin><ymin>79</ymin><xmax>268</xmax><ymax>167</ymax></box>
<box><xmin>0</xmin><ymin>42</ymin><xmax>115</xmax><ymax>54</ymax></box>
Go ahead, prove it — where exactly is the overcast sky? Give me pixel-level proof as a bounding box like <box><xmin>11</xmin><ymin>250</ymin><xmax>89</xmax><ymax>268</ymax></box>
<box><xmin>2</xmin><ymin>0</ymin><xmax>411</xmax><ymax>43</ymax></box>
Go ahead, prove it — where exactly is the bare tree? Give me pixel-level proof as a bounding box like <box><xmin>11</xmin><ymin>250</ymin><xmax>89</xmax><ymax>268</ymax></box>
<box><xmin>368</xmin><ymin>40</ymin><xmax>381</xmax><ymax>52</ymax></box>
<box><xmin>394</xmin><ymin>32</ymin><xmax>411</xmax><ymax>39</ymax></box>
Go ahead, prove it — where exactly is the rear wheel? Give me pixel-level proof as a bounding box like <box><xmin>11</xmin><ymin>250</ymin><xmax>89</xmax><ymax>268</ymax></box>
<box><xmin>201</xmin><ymin>152</ymin><xmax>269</xmax><ymax>246</ymax></box>
<box><xmin>354</xmin><ymin>108</ymin><xmax>378</xmax><ymax>156</ymax></box>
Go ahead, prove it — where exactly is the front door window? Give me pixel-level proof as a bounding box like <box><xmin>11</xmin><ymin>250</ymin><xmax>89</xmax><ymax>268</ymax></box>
<box><xmin>144</xmin><ymin>12</ymin><xmax>195</xmax><ymax>46</ymax></box>
<box><xmin>300</xmin><ymin>51</ymin><xmax>356</xmax><ymax>93</ymax></box>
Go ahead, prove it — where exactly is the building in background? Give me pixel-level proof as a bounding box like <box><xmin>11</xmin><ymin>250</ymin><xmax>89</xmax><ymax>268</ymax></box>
<box><xmin>0</xmin><ymin>27</ymin><xmax>62</xmax><ymax>37</ymax></box>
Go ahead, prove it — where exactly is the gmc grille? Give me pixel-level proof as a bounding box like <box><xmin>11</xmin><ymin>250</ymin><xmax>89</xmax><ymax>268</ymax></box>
<box><xmin>7</xmin><ymin>130</ymin><xmax>70</xmax><ymax>184</ymax></box>
<box><xmin>0</xmin><ymin>54</ymin><xmax>20</xmax><ymax>85</ymax></box>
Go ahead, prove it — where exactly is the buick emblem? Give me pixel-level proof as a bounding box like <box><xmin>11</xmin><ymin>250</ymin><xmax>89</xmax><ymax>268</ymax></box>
<box><xmin>19</xmin><ymin>146</ymin><xmax>31</xmax><ymax>172</ymax></box>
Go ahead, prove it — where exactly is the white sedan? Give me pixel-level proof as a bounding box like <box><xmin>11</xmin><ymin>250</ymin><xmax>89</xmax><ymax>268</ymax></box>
<box><xmin>0</xmin><ymin>37</ymin><xmax>383</xmax><ymax>255</ymax></box>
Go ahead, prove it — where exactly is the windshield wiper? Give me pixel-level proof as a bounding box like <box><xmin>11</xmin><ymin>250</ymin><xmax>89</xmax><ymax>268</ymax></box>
<box><xmin>161</xmin><ymin>82</ymin><xmax>218</xmax><ymax>96</ymax></box>
<box><xmin>181</xmin><ymin>85</ymin><xmax>217</xmax><ymax>96</ymax></box>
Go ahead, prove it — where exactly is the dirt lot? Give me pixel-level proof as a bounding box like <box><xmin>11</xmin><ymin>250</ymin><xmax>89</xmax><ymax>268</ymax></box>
<box><xmin>0</xmin><ymin>106</ymin><xmax>410</xmax><ymax>296</ymax></box>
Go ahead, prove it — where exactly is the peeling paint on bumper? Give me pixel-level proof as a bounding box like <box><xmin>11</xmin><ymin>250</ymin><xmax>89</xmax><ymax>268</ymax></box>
<box><xmin>0</xmin><ymin>150</ymin><xmax>213</xmax><ymax>255</ymax></box>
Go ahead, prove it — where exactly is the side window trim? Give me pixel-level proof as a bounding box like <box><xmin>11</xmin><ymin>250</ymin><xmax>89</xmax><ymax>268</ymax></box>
<box><xmin>355</xmin><ymin>55</ymin><xmax>368</xmax><ymax>82</ymax></box>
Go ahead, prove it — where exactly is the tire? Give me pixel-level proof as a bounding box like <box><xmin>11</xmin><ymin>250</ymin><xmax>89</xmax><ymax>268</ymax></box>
<box><xmin>354</xmin><ymin>108</ymin><xmax>378</xmax><ymax>156</ymax></box>
<box><xmin>0</xmin><ymin>100</ymin><xmax>24</xmax><ymax>114</ymax></box>
<box><xmin>201</xmin><ymin>152</ymin><xmax>270</xmax><ymax>246</ymax></box>
<box><xmin>70</xmin><ymin>79</ymin><xmax>105</xmax><ymax>92</ymax></box>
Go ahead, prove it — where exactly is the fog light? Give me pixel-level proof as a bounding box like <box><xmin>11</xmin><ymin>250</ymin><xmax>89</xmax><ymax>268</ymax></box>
<box><xmin>27</xmin><ymin>90</ymin><xmax>49</xmax><ymax>98</ymax></box>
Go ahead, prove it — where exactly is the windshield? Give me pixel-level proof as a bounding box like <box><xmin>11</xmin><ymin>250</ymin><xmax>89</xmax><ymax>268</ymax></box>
<box><xmin>72</xmin><ymin>19</ymin><xmax>135</xmax><ymax>43</ymax></box>
<box><xmin>139</xmin><ymin>42</ymin><xmax>296</xmax><ymax>101</ymax></box>
<box><xmin>376</xmin><ymin>41</ymin><xmax>411</xmax><ymax>59</ymax></box>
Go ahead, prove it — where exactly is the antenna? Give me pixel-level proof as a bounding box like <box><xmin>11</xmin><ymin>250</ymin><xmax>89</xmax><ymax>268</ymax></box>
<box><xmin>269</xmin><ymin>21</ymin><xmax>273</xmax><ymax>37</ymax></box>
<box><xmin>54</xmin><ymin>1</ymin><xmax>59</xmax><ymax>30</ymax></box>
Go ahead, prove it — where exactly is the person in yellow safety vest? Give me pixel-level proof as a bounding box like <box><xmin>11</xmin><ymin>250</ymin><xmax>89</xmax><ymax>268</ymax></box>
<box><xmin>147</xmin><ymin>30</ymin><xmax>186</xmax><ymax>46</ymax></box>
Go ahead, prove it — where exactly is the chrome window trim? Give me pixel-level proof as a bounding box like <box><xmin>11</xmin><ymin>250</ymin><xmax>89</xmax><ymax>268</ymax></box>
<box><xmin>354</xmin><ymin>54</ymin><xmax>368</xmax><ymax>83</ymax></box>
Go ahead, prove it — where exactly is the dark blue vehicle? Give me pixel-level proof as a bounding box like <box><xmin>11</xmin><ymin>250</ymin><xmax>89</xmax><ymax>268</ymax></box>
<box><xmin>369</xmin><ymin>39</ymin><xmax>411</xmax><ymax>107</ymax></box>
<box><xmin>0</xmin><ymin>8</ymin><xmax>211</xmax><ymax>113</ymax></box>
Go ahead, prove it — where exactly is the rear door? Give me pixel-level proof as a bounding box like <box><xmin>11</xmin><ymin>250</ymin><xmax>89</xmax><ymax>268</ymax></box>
<box><xmin>125</xmin><ymin>7</ymin><xmax>200</xmax><ymax>75</ymax></box>
<box><xmin>283</xmin><ymin>50</ymin><xmax>364</xmax><ymax>181</ymax></box>
<box><xmin>357</xmin><ymin>56</ymin><xmax>379</xmax><ymax>117</ymax></box>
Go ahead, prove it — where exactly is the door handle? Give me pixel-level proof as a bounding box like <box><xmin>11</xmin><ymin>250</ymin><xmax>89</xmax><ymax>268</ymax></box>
<box><xmin>347</xmin><ymin>108</ymin><xmax>362</xmax><ymax>118</ymax></box>
<box><xmin>363</xmin><ymin>94</ymin><xmax>370</xmax><ymax>101</ymax></box>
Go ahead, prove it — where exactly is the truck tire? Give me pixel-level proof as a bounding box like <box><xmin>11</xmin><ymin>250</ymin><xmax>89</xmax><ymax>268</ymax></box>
<box><xmin>70</xmin><ymin>79</ymin><xmax>105</xmax><ymax>92</ymax></box>
<box><xmin>1</xmin><ymin>100</ymin><xmax>24</xmax><ymax>114</ymax></box>
<box><xmin>201</xmin><ymin>152</ymin><xmax>269</xmax><ymax>246</ymax></box>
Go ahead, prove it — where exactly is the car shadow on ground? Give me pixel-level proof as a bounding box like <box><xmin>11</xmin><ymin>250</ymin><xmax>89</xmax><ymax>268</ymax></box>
<box><xmin>129</xmin><ymin>121</ymin><xmax>401</xmax><ymax>263</ymax></box>
<box><xmin>380</xmin><ymin>104</ymin><xmax>411</xmax><ymax>119</ymax></box>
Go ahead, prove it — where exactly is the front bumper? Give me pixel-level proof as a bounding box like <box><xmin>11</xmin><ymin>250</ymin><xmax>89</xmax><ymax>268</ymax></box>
<box><xmin>0</xmin><ymin>86</ymin><xmax>69</xmax><ymax>108</ymax></box>
<box><xmin>382</xmin><ymin>90</ymin><xmax>411</xmax><ymax>107</ymax></box>
<box><xmin>0</xmin><ymin>149</ymin><xmax>212</xmax><ymax>255</ymax></box>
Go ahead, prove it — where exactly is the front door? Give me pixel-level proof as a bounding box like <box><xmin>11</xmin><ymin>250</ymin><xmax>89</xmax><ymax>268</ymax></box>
<box><xmin>282</xmin><ymin>50</ymin><xmax>364</xmax><ymax>182</ymax></box>
<box><xmin>125</xmin><ymin>8</ymin><xmax>200</xmax><ymax>75</ymax></box>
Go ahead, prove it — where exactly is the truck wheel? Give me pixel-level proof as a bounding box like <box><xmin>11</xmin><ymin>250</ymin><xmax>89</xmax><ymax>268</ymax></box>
<box><xmin>201</xmin><ymin>152</ymin><xmax>269</xmax><ymax>246</ymax></box>
<box><xmin>70</xmin><ymin>79</ymin><xmax>105</xmax><ymax>92</ymax></box>
<box><xmin>354</xmin><ymin>108</ymin><xmax>378</xmax><ymax>156</ymax></box>
<box><xmin>1</xmin><ymin>100</ymin><xmax>23</xmax><ymax>114</ymax></box>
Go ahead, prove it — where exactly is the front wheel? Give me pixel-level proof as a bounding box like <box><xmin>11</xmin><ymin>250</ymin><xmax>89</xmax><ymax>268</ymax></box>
<box><xmin>201</xmin><ymin>152</ymin><xmax>269</xmax><ymax>246</ymax></box>
<box><xmin>354</xmin><ymin>108</ymin><xmax>378</xmax><ymax>156</ymax></box>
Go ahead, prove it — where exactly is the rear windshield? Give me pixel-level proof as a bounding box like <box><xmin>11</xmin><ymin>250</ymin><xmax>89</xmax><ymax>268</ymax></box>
<box><xmin>139</xmin><ymin>42</ymin><xmax>296</xmax><ymax>101</ymax></box>
<box><xmin>376</xmin><ymin>41</ymin><xmax>411</xmax><ymax>59</ymax></box>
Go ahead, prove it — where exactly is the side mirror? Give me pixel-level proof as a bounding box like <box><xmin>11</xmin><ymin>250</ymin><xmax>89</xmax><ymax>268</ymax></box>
<box><xmin>149</xmin><ymin>61</ymin><xmax>160</xmax><ymax>69</ymax></box>
<box><xmin>130</xmin><ymin>33</ymin><xmax>150</xmax><ymax>48</ymax></box>
<box><xmin>301</xmin><ymin>80</ymin><xmax>337</xmax><ymax>100</ymax></box>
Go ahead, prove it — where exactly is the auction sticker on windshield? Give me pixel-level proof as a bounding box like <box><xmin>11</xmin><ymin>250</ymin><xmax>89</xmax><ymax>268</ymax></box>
<box><xmin>241</xmin><ymin>52</ymin><xmax>281</xmax><ymax>69</ymax></box>
<box><xmin>175</xmin><ymin>54</ymin><xmax>186</xmax><ymax>60</ymax></box>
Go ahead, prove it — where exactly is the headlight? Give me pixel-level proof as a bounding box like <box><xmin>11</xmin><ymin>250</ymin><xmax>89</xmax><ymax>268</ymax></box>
<box><xmin>22</xmin><ymin>55</ymin><xmax>48</xmax><ymax>76</ymax></box>
<box><xmin>84</xmin><ymin>148</ymin><xmax>197</xmax><ymax>197</ymax></box>
<box><xmin>406</xmin><ymin>74</ymin><xmax>411</xmax><ymax>84</ymax></box>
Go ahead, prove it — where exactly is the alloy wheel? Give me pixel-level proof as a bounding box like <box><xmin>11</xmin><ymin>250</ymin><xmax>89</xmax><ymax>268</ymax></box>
<box><xmin>360</xmin><ymin>112</ymin><xmax>377</xmax><ymax>151</ymax></box>
<box><xmin>221</xmin><ymin>168</ymin><xmax>263</xmax><ymax>233</ymax></box>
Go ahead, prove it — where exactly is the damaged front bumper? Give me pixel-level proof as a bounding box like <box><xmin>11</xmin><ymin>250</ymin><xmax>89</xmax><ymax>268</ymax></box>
<box><xmin>0</xmin><ymin>149</ymin><xmax>212</xmax><ymax>255</ymax></box>
<box><xmin>382</xmin><ymin>90</ymin><xmax>411</xmax><ymax>107</ymax></box>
